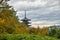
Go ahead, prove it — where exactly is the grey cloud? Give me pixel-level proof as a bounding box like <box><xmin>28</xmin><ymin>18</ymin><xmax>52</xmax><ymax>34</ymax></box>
<box><xmin>9</xmin><ymin>0</ymin><xmax>60</xmax><ymax>11</ymax></box>
<box><xmin>9</xmin><ymin>0</ymin><xmax>36</xmax><ymax>3</ymax></box>
<box><xmin>18</xmin><ymin>0</ymin><xmax>35</xmax><ymax>1</ymax></box>
<box><xmin>9</xmin><ymin>0</ymin><xmax>60</xmax><ymax>25</ymax></box>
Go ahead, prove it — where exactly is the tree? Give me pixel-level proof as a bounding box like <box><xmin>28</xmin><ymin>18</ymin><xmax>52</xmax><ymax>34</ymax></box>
<box><xmin>56</xmin><ymin>29</ymin><xmax>60</xmax><ymax>39</ymax></box>
<box><xmin>48</xmin><ymin>29</ymin><xmax>56</xmax><ymax>36</ymax></box>
<box><xmin>0</xmin><ymin>0</ymin><xmax>28</xmax><ymax>34</ymax></box>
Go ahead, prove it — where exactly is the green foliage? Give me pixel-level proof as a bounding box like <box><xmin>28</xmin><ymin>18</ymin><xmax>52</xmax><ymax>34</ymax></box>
<box><xmin>57</xmin><ymin>32</ymin><xmax>60</xmax><ymax>39</ymax></box>
<box><xmin>56</xmin><ymin>29</ymin><xmax>60</xmax><ymax>39</ymax></box>
<box><xmin>0</xmin><ymin>34</ymin><xmax>58</xmax><ymax>40</ymax></box>
<box><xmin>48</xmin><ymin>29</ymin><xmax>56</xmax><ymax>36</ymax></box>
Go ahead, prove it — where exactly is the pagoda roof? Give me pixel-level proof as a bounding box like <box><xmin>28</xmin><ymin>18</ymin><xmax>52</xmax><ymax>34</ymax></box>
<box><xmin>21</xmin><ymin>18</ymin><xmax>31</xmax><ymax>21</ymax></box>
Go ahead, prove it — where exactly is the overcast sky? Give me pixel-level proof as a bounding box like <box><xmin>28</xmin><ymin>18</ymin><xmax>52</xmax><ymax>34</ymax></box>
<box><xmin>8</xmin><ymin>0</ymin><xmax>60</xmax><ymax>26</ymax></box>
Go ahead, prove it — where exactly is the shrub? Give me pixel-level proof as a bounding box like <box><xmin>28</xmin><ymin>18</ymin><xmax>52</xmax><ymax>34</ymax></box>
<box><xmin>0</xmin><ymin>34</ymin><xmax>58</xmax><ymax>40</ymax></box>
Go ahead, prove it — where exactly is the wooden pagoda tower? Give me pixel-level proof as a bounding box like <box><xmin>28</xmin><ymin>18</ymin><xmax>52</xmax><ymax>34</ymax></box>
<box><xmin>21</xmin><ymin>10</ymin><xmax>31</xmax><ymax>27</ymax></box>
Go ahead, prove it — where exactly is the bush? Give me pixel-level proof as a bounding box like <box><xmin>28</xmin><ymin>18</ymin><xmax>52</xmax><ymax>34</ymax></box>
<box><xmin>48</xmin><ymin>29</ymin><xmax>56</xmax><ymax>36</ymax></box>
<box><xmin>0</xmin><ymin>34</ymin><xmax>7</xmax><ymax>40</ymax></box>
<box><xmin>57</xmin><ymin>32</ymin><xmax>60</xmax><ymax>39</ymax></box>
<box><xmin>57</xmin><ymin>29</ymin><xmax>60</xmax><ymax>39</ymax></box>
<box><xmin>0</xmin><ymin>34</ymin><xmax>58</xmax><ymax>40</ymax></box>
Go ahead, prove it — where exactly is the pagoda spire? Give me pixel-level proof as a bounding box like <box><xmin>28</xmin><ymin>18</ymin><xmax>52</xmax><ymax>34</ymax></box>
<box><xmin>25</xmin><ymin>10</ymin><xmax>27</xmax><ymax>19</ymax></box>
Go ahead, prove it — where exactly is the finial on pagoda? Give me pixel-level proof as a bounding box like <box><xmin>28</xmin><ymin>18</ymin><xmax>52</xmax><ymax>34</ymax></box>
<box><xmin>25</xmin><ymin>10</ymin><xmax>27</xmax><ymax>19</ymax></box>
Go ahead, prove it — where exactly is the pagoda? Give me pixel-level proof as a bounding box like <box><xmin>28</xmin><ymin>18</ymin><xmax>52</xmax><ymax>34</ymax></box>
<box><xmin>21</xmin><ymin>10</ymin><xmax>31</xmax><ymax>27</ymax></box>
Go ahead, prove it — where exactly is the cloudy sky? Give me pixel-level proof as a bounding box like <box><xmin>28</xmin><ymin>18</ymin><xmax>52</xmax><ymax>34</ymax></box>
<box><xmin>8</xmin><ymin>0</ymin><xmax>60</xmax><ymax>26</ymax></box>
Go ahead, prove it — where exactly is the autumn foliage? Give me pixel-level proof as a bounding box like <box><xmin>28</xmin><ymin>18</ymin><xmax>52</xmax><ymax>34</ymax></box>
<box><xmin>29</xmin><ymin>27</ymin><xmax>48</xmax><ymax>35</ymax></box>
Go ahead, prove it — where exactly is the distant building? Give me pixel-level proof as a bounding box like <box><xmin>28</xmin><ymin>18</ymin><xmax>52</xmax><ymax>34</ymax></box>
<box><xmin>21</xmin><ymin>10</ymin><xmax>31</xmax><ymax>27</ymax></box>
